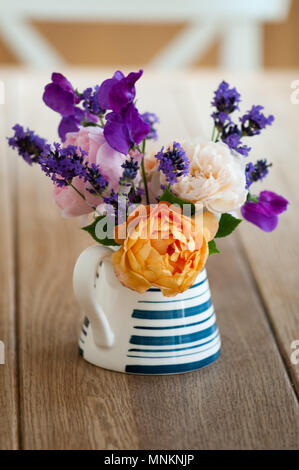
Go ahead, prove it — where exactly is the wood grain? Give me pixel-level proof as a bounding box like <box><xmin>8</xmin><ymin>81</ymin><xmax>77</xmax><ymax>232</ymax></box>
<box><xmin>13</xmin><ymin>71</ymin><xmax>299</xmax><ymax>449</ymax></box>
<box><xmin>237</xmin><ymin>73</ymin><xmax>299</xmax><ymax>393</ymax></box>
<box><xmin>181</xmin><ymin>71</ymin><xmax>299</xmax><ymax>395</ymax></box>
<box><xmin>0</xmin><ymin>76</ymin><xmax>19</xmax><ymax>449</ymax></box>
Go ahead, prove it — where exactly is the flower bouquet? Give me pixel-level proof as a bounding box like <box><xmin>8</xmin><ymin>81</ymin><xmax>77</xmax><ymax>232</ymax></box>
<box><xmin>8</xmin><ymin>70</ymin><xmax>289</xmax><ymax>374</ymax></box>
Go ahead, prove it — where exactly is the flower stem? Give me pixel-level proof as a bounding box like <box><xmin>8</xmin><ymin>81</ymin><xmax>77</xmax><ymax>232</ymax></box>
<box><xmin>140</xmin><ymin>139</ymin><xmax>150</xmax><ymax>205</ymax></box>
<box><xmin>215</xmin><ymin>129</ymin><xmax>221</xmax><ymax>142</ymax></box>
<box><xmin>69</xmin><ymin>183</ymin><xmax>86</xmax><ymax>200</ymax></box>
<box><xmin>211</xmin><ymin>125</ymin><xmax>216</xmax><ymax>141</ymax></box>
<box><xmin>69</xmin><ymin>182</ymin><xmax>97</xmax><ymax>211</ymax></box>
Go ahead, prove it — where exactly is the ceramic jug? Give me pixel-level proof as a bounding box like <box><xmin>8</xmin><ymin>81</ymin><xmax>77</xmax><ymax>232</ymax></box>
<box><xmin>73</xmin><ymin>245</ymin><xmax>221</xmax><ymax>375</ymax></box>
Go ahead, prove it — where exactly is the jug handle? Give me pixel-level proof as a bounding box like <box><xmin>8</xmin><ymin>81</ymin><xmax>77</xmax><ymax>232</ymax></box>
<box><xmin>73</xmin><ymin>245</ymin><xmax>115</xmax><ymax>348</ymax></box>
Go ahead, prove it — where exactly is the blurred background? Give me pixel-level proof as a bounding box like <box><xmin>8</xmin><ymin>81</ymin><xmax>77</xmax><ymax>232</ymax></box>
<box><xmin>0</xmin><ymin>0</ymin><xmax>297</xmax><ymax>71</ymax></box>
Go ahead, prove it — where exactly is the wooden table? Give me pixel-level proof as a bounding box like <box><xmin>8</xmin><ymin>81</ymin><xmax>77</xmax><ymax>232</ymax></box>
<box><xmin>0</xmin><ymin>69</ymin><xmax>298</xmax><ymax>450</ymax></box>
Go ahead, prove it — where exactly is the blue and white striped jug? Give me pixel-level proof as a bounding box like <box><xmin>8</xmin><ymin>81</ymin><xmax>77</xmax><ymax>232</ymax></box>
<box><xmin>73</xmin><ymin>245</ymin><xmax>221</xmax><ymax>375</ymax></box>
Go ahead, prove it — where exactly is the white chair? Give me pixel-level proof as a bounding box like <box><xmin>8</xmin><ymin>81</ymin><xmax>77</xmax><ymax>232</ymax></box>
<box><xmin>0</xmin><ymin>0</ymin><xmax>291</xmax><ymax>70</ymax></box>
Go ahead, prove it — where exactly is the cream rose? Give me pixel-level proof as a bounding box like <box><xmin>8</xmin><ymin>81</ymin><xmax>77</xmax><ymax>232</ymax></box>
<box><xmin>164</xmin><ymin>139</ymin><xmax>248</xmax><ymax>214</ymax></box>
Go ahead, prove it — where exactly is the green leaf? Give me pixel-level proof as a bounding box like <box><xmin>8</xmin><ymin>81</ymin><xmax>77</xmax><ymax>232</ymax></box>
<box><xmin>159</xmin><ymin>186</ymin><xmax>196</xmax><ymax>216</ymax></box>
<box><xmin>208</xmin><ymin>239</ymin><xmax>220</xmax><ymax>255</ymax></box>
<box><xmin>82</xmin><ymin>216</ymin><xmax>120</xmax><ymax>247</ymax></box>
<box><xmin>247</xmin><ymin>193</ymin><xmax>259</xmax><ymax>203</ymax></box>
<box><xmin>215</xmin><ymin>213</ymin><xmax>242</xmax><ymax>238</ymax></box>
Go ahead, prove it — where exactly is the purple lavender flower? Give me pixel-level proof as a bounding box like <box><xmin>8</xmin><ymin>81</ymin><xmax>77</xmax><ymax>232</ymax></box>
<box><xmin>39</xmin><ymin>143</ymin><xmax>88</xmax><ymax>186</ymax></box>
<box><xmin>39</xmin><ymin>143</ymin><xmax>109</xmax><ymax>194</ymax></box>
<box><xmin>245</xmin><ymin>159</ymin><xmax>272</xmax><ymax>188</ymax></box>
<box><xmin>119</xmin><ymin>156</ymin><xmax>139</xmax><ymax>185</ymax></box>
<box><xmin>82</xmin><ymin>86</ymin><xmax>104</xmax><ymax>116</ymax></box>
<box><xmin>85</xmin><ymin>163</ymin><xmax>108</xmax><ymax>194</ymax></box>
<box><xmin>211</xmin><ymin>111</ymin><xmax>232</xmax><ymax>129</ymax></box>
<box><xmin>104</xmin><ymin>103</ymin><xmax>150</xmax><ymax>154</ymax></box>
<box><xmin>212</xmin><ymin>81</ymin><xmax>241</xmax><ymax>114</ymax></box>
<box><xmin>155</xmin><ymin>142</ymin><xmax>189</xmax><ymax>185</ymax></box>
<box><xmin>241</xmin><ymin>190</ymin><xmax>288</xmax><ymax>232</ymax></box>
<box><xmin>8</xmin><ymin>124</ymin><xmax>47</xmax><ymax>165</ymax></box>
<box><xmin>103</xmin><ymin>189</ymin><xmax>118</xmax><ymax>207</ymax></box>
<box><xmin>128</xmin><ymin>186</ymin><xmax>144</xmax><ymax>204</ymax></box>
<box><xmin>141</xmin><ymin>112</ymin><xmax>159</xmax><ymax>141</ymax></box>
<box><xmin>98</xmin><ymin>70</ymin><xmax>143</xmax><ymax>113</ymax></box>
<box><xmin>240</xmin><ymin>105</ymin><xmax>274</xmax><ymax>137</ymax></box>
<box><xmin>221</xmin><ymin>125</ymin><xmax>251</xmax><ymax>156</ymax></box>
<box><xmin>103</xmin><ymin>190</ymin><xmax>128</xmax><ymax>225</ymax></box>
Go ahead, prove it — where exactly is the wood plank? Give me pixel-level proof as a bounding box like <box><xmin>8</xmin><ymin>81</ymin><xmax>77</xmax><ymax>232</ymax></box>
<box><xmin>0</xmin><ymin>74</ymin><xmax>19</xmax><ymax>449</ymax></box>
<box><xmin>15</xmin><ymin>71</ymin><xmax>140</xmax><ymax>450</ymax></box>
<box><xmin>15</xmin><ymin>71</ymin><xmax>299</xmax><ymax>449</ymax></box>
<box><xmin>237</xmin><ymin>73</ymin><xmax>299</xmax><ymax>393</ymax></box>
<box><xmin>183</xmin><ymin>71</ymin><xmax>299</xmax><ymax>394</ymax></box>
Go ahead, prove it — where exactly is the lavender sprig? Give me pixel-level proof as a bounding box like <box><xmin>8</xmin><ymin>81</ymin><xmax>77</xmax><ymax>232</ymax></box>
<box><xmin>119</xmin><ymin>156</ymin><xmax>139</xmax><ymax>186</ymax></box>
<box><xmin>240</xmin><ymin>105</ymin><xmax>274</xmax><ymax>137</ymax></box>
<box><xmin>221</xmin><ymin>125</ymin><xmax>251</xmax><ymax>157</ymax></box>
<box><xmin>39</xmin><ymin>143</ymin><xmax>88</xmax><ymax>187</ymax></box>
<box><xmin>211</xmin><ymin>81</ymin><xmax>241</xmax><ymax>138</ymax></box>
<box><xmin>8</xmin><ymin>125</ymin><xmax>108</xmax><ymax>198</ymax></box>
<box><xmin>211</xmin><ymin>82</ymin><xmax>274</xmax><ymax>158</ymax></box>
<box><xmin>245</xmin><ymin>159</ymin><xmax>272</xmax><ymax>189</ymax></box>
<box><xmin>85</xmin><ymin>164</ymin><xmax>109</xmax><ymax>194</ymax></box>
<box><xmin>7</xmin><ymin>124</ymin><xmax>47</xmax><ymax>165</ymax></box>
<box><xmin>141</xmin><ymin>112</ymin><xmax>159</xmax><ymax>141</ymax></box>
<box><xmin>82</xmin><ymin>86</ymin><xmax>105</xmax><ymax>117</ymax></box>
<box><xmin>155</xmin><ymin>141</ymin><xmax>189</xmax><ymax>185</ymax></box>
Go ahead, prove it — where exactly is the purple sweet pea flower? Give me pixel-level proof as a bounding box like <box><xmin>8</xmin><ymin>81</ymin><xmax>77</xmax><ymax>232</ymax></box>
<box><xmin>241</xmin><ymin>190</ymin><xmax>289</xmax><ymax>232</ymax></box>
<box><xmin>43</xmin><ymin>73</ymin><xmax>80</xmax><ymax>115</ymax></box>
<box><xmin>123</xmin><ymin>102</ymin><xmax>150</xmax><ymax>144</ymax></box>
<box><xmin>58</xmin><ymin>116</ymin><xmax>80</xmax><ymax>142</ymax></box>
<box><xmin>43</xmin><ymin>73</ymin><xmax>85</xmax><ymax>141</ymax></box>
<box><xmin>104</xmin><ymin>103</ymin><xmax>150</xmax><ymax>154</ymax></box>
<box><xmin>104</xmin><ymin>112</ymin><xmax>131</xmax><ymax>155</ymax></box>
<box><xmin>98</xmin><ymin>70</ymin><xmax>143</xmax><ymax>113</ymax></box>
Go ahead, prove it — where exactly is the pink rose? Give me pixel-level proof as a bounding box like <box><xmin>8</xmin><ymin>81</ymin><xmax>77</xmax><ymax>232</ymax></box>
<box><xmin>54</xmin><ymin>126</ymin><xmax>132</xmax><ymax>218</ymax></box>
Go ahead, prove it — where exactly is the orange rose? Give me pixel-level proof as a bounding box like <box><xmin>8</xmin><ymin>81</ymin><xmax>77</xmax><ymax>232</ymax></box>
<box><xmin>112</xmin><ymin>202</ymin><xmax>217</xmax><ymax>297</ymax></box>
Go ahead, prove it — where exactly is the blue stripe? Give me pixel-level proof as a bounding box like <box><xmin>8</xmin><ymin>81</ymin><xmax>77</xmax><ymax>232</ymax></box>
<box><xmin>125</xmin><ymin>350</ymin><xmax>220</xmax><ymax>374</ymax></box>
<box><xmin>132</xmin><ymin>298</ymin><xmax>212</xmax><ymax>319</ymax></box>
<box><xmin>82</xmin><ymin>328</ymin><xmax>87</xmax><ymax>336</ymax></box>
<box><xmin>137</xmin><ymin>288</ymin><xmax>209</xmax><ymax>304</ymax></box>
<box><xmin>147</xmin><ymin>278</ymin><xmax>207</xmax><ymax>293</ymax></box>
<box><xmin>127</xmin><ymin>339</ymin><xmax>220</xmax><ymax>359</ymax></box>
<box><xmin>134</xmin><ymin>312</ymin><xmax>214</xmax><ymax>330</ymax></box>
<box><xmin>129</xmin><ymin>323</ymin><xmax>217</xmax><ymax>346</ymax></box>
<box><xmin>128</xmin><ymin>332</ymin><xmax>219</xmax><ymax>353</ymax></box>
